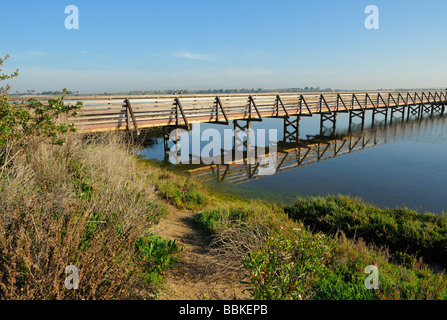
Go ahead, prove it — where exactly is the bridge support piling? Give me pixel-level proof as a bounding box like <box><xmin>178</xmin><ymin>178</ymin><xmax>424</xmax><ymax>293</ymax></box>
<box><xmin>284</xmin><ymin>116</ymin><xmax>300</xmax><ymax>143</ymax></box>
<box><xmin>372</xmin><ymin>107</ymin><xmax>388</xmax><ymax>128</ymax></box>
<box><xmin>320</xmin><ymin>112</ymin><xmax>337</xmax><ymax>137</ymax></box>
<box><xmin>349</xmin><ymin>110</ymin><xmax>365</xmax><ymax>132</ymax></box>
<box><xmin>430</xmin><ymin>103</ymin><xmax>443</xmax><ymax>117</ymax></box>
<box><xmin>407</xmin><ymin>104</ymin><xmax>422</xmax><ymax>119</ymax></box>
<box><xmin>391</xmin><ymin>106</ymin><xmax>406</xmax><ymax>124</ymax></box>
<box><xmin>421</xmin><ymin>103</ymin><xmax>434</xmax><ymax>117</ymax></box>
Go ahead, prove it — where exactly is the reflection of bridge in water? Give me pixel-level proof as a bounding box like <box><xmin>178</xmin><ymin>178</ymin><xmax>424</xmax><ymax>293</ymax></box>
<box><xmin>176</xmin><ymin>112</ymin><xmax>446</xmax><ymax>185</ymax></box>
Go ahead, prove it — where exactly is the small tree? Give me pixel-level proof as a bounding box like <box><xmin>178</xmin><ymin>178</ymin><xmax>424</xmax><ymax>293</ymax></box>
<box><xmin>0</xmin><ymin>54</ymin><xmax>81</xmax><ymax>172</ymax></box>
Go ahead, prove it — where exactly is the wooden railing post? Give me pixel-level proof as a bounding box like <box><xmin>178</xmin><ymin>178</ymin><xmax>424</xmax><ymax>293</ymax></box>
<box><xmin>215</xmin><ymin>96</ymin><xmax>229</xmax><ymax>124</ymax></box>
<box><xmin>125</xmin><ymin>98</ymin><xmax>140</xmax><ymax>135</ymax></box>
<box><xmin>276</xmin><ymin>95</ymin><xmax>289</xmax><ymax>118</ymax></box>
<box><xmin>248</xmin><ymin>95</ymin><xmax>262</xmax><ymax>121</ymax></box>
<box><xmin>174</xmin><ymin>97</ymin><xmax>190</xmax><ymax>129</ymax></box>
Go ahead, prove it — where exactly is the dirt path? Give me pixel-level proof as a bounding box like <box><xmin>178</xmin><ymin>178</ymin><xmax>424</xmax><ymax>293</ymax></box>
<box><xmin>151</xmin><ymin>205</ymin><xmax>251</xmax><ymax>300</ymax></box>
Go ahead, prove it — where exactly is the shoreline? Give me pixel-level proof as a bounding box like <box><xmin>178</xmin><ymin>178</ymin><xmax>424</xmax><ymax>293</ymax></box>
<box><xmin>137</xmin><ymin>153</ymin><xmax>447</xmax><ymax>300</ymax></box>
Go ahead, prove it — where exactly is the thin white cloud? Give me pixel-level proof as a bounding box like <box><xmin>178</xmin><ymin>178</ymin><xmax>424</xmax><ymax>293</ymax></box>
<box><xmin>171</xmin><ymin>51</ymin><xmax>217</xmax><ymax>62</ymax></box>
<box><xmin>80</xmin><ymin>50</ymin><xmax>90</xmax><ymax>55</ymax></box>
<box><xmin>23</xmin><ymin>50</ymin><xmax>48</xmax><ymax>57</ymax></box>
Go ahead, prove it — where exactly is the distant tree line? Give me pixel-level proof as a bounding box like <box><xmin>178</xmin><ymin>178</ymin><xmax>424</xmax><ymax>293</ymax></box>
<box><xmin>127</xmin><ymin>87</ymin><xmax>335</xmax><ymax>95</ymax></box>
<box><xmin>12</xmin><ymin>90</ymin><xmax>79</xmax><ymax>96</ymax></box>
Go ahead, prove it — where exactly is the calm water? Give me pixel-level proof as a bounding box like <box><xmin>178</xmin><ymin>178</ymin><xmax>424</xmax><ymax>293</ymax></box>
<box><xmin>139</xmin><ymin>110</ymin><xmax>447</xmax><ymax>215</ymax></box>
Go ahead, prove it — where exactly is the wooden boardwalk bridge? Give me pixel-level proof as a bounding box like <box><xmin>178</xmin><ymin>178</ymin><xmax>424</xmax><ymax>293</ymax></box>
<box><xmin>57</xmin><ymin>90</ymin><xmax>447</xmax><ymax>134</ymax></box>
<box><xmin>24</xmin><ymin>89</ymin><xmax>445</xmax><ymax>184</ymax></box>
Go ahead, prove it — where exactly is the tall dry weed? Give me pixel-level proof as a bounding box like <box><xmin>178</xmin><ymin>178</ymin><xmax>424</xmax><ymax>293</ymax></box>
<box><xmin>0</xmin><ymin>132</ymin><xmax>165</xmax><ymax>299</ymax></box>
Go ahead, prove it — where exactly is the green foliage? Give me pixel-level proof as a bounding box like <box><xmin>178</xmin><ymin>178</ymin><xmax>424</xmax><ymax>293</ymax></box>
<box><xmin>0</xmin><ymin>54</ymin><xmax>81</xmax><ymax>170</ymax></box>
<box><xmin>243</xmin><ymin>229</ymin><xmax>331</xmax><ymax>300</ymax></box>
<box><xmin>313</xmin><ymin>272</ymin><xmax>378</xmax><ymax>300</ymax></box>
<box><xmin>0</xmin><ymin>54</ymin><xmax>18</xmax><ymax>97</ymax></box>
<box><xmin>0</xmin><ymin>92</ymin><xmax>81</xmax><ymax>162</ymax></box>
<box><xmin>195</xmin><ymin>195</ymin><xmax>447</xmax><ymax>300</ymax></box>
<box><xmin>135</xmin><ymin>234</ymin><xmax>180</xmax><ymax>272</ymax></box>
<box><xmin>285</xmin><ymin>195</ymin><xmax>447</xmax><ymax>264</ymax></box>
<box><xmin>72</xmin><ymin>175</ymin><xmax>93</xmax><ymax>201</ymax></box>
<box><xmin>322</xmin><ymin>235</ymin><xmax>447</xmax><ymax>300</ymax></box>
<box><xmin>194</xmin><ymin>207</ymin><xmax>249</xmax><ymax>234</ymax></box>
<box><xmin>135</xmin><ymin>233</ymin><xmax>181</xmax><ymax>298</ymax></box>
<box><xmin>154</xmin><ymin>171</ymin><xmax>208</xmax><ymax>210</ymax></box>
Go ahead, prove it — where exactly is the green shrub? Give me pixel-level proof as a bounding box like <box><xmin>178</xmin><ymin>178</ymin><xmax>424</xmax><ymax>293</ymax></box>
<box><xmin>320</xmin><ymin>235</ymin><xmax>447</xmax><ymax>300</ymax></box>
<box><xmin>0</xmin><ymin>54</ymin><xmax>81</xmax><ymax>176</ymax></box>
<box><xmin>135</xmin><ymin>233</ymin><xmax>181</xmax><ymax>298</ymax></box>
<box><xmin>285</xmin><ymin>195</ymin><xmax>447</xmax><ymax>265</ymax></box>
<box><xmin>313</xmin><ymin>272</ymin><xmax>378</xmax><ymax>300</ymax></box>
<box><xmin>195</xmin><ymin>207</ymin><xmax>249</xmax><ymax>234</ymax></box>
<box><xmin>243</xmin><ymin>228</ymin><xmax>331</xmax><ymax>300</ymax></box>
<box><xmin>154</xmin><ymin>171</ymin><xmax>208</xmax><ymax>210</ymax></box>
<box><xmin>196</xmin><ymin>198</ymin><xmax>447</xmax><ymax>300</ymax></box>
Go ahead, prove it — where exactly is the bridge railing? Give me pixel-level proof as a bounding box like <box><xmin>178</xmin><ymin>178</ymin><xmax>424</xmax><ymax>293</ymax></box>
<box><xmin>32</xmin><ymin>90</ymin><xmax>445</xmax><ymax>132</ymax></box>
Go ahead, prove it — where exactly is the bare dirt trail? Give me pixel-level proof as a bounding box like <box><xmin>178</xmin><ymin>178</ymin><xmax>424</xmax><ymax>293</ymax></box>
<box><xmin>151</xmin><ymin>205</ymin><xmax>251</xmax><ymax>300</ymax></box>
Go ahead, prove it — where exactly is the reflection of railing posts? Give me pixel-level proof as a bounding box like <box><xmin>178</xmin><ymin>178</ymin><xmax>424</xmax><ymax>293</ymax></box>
<box><xmin>163</xmin><ymin>126</ymin><xmax>182</xmax><ymax>165</ymax></box>
<box><xmin>234</xmin><ymin>120</ymin><xmax>255</xmax><ymax>165</ymax></box>
<box><xmin>317</xmin><ymin>142</ymin><xmax>331</xmax><ymax>162</ymax></box>
<box><xmin>216</xmin><ymin>164</ymin><xmax>230</xmax><ymax>182</ymax></box>
<box><xmin>162</xmin><ymin>126</ymin><xmax>170</xmax><ymax>163</ymax></box>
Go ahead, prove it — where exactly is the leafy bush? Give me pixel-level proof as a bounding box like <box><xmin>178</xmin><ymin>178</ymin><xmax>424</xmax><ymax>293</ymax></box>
<box><xmin>285</xmin><ymin>195</ymin><xmax>447</xmax><ymax>265</ymax></box>
<box><xmin>0</xmin><ymin>54</ymin><xmax>81</xmax><ymax>173</ymax></box>
<box><xmin>195</xmin><ymin>207</ymin><xmax>250</xmax><ymax>234</ymax></box>
<box><xmin>243</xmin><ymin>229</ymin><xmax>331</xmax><ymax>300</ymax></box>
<box><xmin>135</xmin><ymin>233</ymin><xmax>181</xmax><ymax>298</ymax></box>
<box><xmin>152</xmin><ymin>170</ymin><xmax>208</xmax><ymax>210</ymax></box>
<box><xmin>196</xmin><ymin>197</ymin><xmax>447</xmax><ymax>300</ymax></box>
<box><xmin>319</xmin><ymin>235</ymin><xmax>447</xmax><ymax>300</ymax></box>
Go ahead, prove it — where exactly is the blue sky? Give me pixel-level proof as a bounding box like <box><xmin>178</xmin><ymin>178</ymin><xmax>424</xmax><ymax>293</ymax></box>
<box><xmin>1</xmin><ymin>0</ymin><xmax>447</xmax><ymax>93</ymax></box>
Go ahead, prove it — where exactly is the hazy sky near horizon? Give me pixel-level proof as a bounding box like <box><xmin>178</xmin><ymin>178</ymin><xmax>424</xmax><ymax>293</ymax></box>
<box><xmin>1</xmin><ymin>0</ymin><xmax>447</xmax><ymax>93</ymax></box>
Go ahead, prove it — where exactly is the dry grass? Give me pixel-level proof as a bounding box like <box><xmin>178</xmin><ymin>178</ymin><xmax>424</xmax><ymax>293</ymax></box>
<box><xmin>207</xmin><ymin>222</ymin><xmax>270</xmax><ymax>273</ymax></box>
<box><xmin>0</xmin><ymin>132</ymin><xmax>166</xmax><ymax>299</ymax></box>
